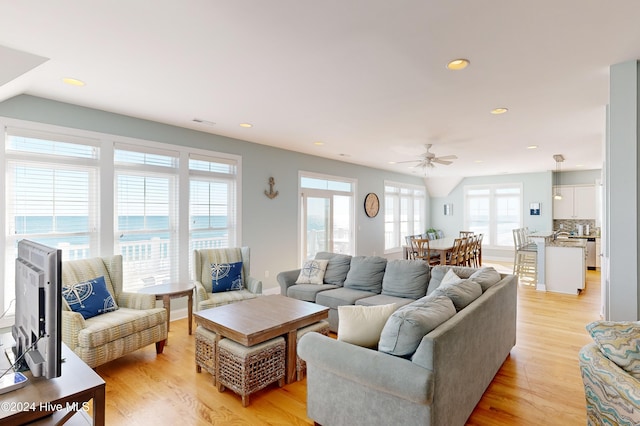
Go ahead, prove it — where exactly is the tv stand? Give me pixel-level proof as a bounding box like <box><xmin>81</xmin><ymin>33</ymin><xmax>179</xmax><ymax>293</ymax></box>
<box><xmin>0</xmin><ymin>342</ymin><xmax>105</xmax><ymax>425</ymax></box>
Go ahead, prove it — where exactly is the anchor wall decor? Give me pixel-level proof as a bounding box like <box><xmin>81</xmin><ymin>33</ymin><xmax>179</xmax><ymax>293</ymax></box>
<box><xmin>264</xmin><ymin>177</ymin><xmax>279</xmax><ymax>199</ymax></box>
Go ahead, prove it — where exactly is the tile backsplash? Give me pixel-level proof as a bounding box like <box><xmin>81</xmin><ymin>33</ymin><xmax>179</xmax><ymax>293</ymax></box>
<box><xmin>553</xmin><ymin>219</ymin><xmax>599</xmax><ymax>236</ymax></box>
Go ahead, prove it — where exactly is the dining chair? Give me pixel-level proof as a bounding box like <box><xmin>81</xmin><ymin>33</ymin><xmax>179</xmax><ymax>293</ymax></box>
<box><xmin>411</xmin><ymin>238</ymin><xmax>440</xmax><ymax>266</ymax></box>
<box><xmin>459</xmin><ymin>231</ymin><xmax>474</xmax><ymax>238</ymax></box>
<box><xmin>446</xmin><ymin>238</ymin><xmax>464</xmax><ymax>265</ymax></box>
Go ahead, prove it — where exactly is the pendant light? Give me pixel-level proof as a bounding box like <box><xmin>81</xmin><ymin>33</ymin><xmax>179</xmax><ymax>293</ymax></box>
<box><xmin>553</xmin><ymin>154</ymin><xmax>564</xmax><ymax>200</ymax></box>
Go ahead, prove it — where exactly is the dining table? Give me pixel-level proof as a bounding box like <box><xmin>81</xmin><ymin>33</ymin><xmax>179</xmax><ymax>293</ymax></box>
<box><xmin>403</xmin><ymin>236</ymin><xmax>482</xmax><ymax>266</ymax></box>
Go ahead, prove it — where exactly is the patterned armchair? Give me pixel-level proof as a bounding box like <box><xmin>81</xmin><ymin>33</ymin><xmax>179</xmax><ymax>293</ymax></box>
<box><xmin>193</xmin><ymin>247</ymin><xmax>262</xmax><ymax>311</ymax></box>
<box><xmin>61</xmin><ymin>255</ymin><xmax>168</xmax><ymax>368</ymax></box>
<box><xmin>579</xmin><ymin>322</ymin><xmax>640</xmax><ymax>426</ymax></box>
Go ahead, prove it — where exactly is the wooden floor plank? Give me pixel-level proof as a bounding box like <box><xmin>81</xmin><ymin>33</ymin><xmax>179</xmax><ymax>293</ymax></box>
<box><xmin>95</xmin><ymin>262</ymin><xmax>599</xmax><ymax>425</ymax></box>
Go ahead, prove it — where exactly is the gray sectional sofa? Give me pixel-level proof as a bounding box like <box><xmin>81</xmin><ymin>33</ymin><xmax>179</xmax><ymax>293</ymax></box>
<box><xmin>277</xmin><ymin>252</ymin><xmax>433</xmax><ymax>332</ymax></box>
<box><xmin>279</xmin><ymin>253</ymin><xmax>517</xmax><ymax>426</ymax></box>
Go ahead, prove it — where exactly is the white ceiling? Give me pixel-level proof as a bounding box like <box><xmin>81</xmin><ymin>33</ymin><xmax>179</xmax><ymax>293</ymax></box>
<box><xmin>2</xmin><ymin>1</ymin><xmax>640</xmax><ymax>180</ymax></box>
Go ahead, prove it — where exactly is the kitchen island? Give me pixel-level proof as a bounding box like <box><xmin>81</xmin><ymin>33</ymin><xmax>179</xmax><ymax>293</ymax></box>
<box><xmin>529</xmin><ymin>232</ymin><xmax>586</xmax><ymax>294</ymax></box>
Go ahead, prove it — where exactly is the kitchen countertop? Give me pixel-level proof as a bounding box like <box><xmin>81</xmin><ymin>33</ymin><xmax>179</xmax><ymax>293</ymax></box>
<box><xmin>547</xmin><ymin>238</ymin><xmax>587</xmax><ymax>248</ymax></box>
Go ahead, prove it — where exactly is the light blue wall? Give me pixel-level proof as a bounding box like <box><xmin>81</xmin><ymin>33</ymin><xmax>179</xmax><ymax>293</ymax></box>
<box><xmin>0</xmin><ymin>95</ymin><xmax>425</xmax><ymax>293</ymax></box>
<box><xmin>555</xmin><ymin>169</ymin><xmax>601</xmax><ymax>185</ymax></box>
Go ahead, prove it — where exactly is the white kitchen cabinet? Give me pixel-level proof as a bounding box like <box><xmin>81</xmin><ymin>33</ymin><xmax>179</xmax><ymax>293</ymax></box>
<box><xmin>553</xmin><ymin>185</ymin><xmax>596</xmax><ymax>219</ymax></box>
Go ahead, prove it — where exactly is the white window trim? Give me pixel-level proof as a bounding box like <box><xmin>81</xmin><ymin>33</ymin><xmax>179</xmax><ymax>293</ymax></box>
<box><xmin>463</xmin><ymin>182</ymin><xmax>523</xmax><ymax>249</ymax></box>
<box><xmin>0</xmin><ymin>117</ymin><xmax>242</xmax><ymax>322</ymax></box>
<box><xmin>384</xmin><ymin>180</ymin><xmax>426</xmax><ymax>254</ymax></box>
<box><xmin>298</xmin><ymin>170</ymin><xmax>357</xmax><ymax>264</ymax></box>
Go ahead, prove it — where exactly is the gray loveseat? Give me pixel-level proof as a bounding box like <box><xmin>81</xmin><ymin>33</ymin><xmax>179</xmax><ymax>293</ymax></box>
<box><xmin>277</xmin><ymin>252</ymin><xmax>433</xmax><ymax>332</ymax></box>
<box><xmin>296</xmin><ymin>264</ymin><xmax>517</xmax><ymax>426</ymax></box>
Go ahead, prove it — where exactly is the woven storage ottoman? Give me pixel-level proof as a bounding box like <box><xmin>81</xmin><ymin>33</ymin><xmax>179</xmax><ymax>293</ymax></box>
<box><xmin>195</xmin><ymin>326</ymin><xmax>217</xmax><ymax>384</ymax></box>
<box><xmin>296</xmin><ymin>320</ymin><xmax>330</xmax><ymax>381</ymax></box>
<box><xmin>217</xmin><ymin>336</ymin><xmax>286</xmax><ymax>407</ymax></box>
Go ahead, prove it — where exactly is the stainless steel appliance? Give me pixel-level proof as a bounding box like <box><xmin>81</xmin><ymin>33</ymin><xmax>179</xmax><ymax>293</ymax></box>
<box><xmin>586</xmin><ymin>237</ymin><xmax>596</xmax><ymax>270</ymax></box>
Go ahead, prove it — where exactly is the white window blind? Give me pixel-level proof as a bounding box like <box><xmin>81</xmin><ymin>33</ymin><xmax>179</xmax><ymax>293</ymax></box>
<box><xmin>189</xmin><ymin>155</ymin><xmax>238</xmax><ymax>247</ymax></box>
<box><xmin>3</xmin><ymin>128</ymin><xmax>99</xmax><ymax>313</ymax></box>
<box><xmin>114</xmin><ymin>144</ymin><xmax>179</xmax><ymax>290</ymax></box>
<box><xmin>384</xmin><ymin>182</ymin><xmax>426</xmax><ymax>251</ymax></box>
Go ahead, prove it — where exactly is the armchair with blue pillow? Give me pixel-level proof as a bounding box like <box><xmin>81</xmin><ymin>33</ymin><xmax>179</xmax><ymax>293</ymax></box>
<box><xmin>192</xmin><ymin>247</ymin><xmax>262</xmax><ymax>311</ymax></box>
<box><xmin>61</xmin><ymin>255</ymin><xmax>168</xmax><ymax>368</ymax></box>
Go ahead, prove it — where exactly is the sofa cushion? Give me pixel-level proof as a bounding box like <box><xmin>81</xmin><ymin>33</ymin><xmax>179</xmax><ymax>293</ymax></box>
<box><xmin>431</xmin><ymin>278</ymin><xmax>482</xmax><ymax>311</ymax></box>
<box><xmin>381</xmin><ymin>259</ymin><xmax>429</xmax><ymax>299</ymax></box>
<box><xmin>427</xmin><ymin>265</ymin><xmax>492</xmax><ymax>295</ymax></box>
<box><xmin>63</xmin><ymin>275</ymin><xmax>118</xmax><ymax>319</ymax></box>
<box><xmin>295</xmin><ymin>259</ymin><xmax>329</xmax><ymax>284</ymax></box>
<box><xmin>315</xmin><ymin>287</ymin><xmax>377</xmax><ymax>309</ymax></box>
<box><xmin>77</xmin><ymin>307</ymin><xmax>167</xmax><ymax>348</ymax></box>
<box><xmin>337</xmin><ymin>303</ymin><xmax>397</xmax><ymax>348</ymax></box>
<box><xmin>470</xmin><ymin>267</ymin><xmax>502</xmax><ymax>292</ymax></box>
<box><xmin>315</xmin><ymin>252</ymin><xmax>352</xmax><ymax>286</ymax></box>
<box><xmin>378</xmin><ymin>295</ymin><xmax>456</xmax><ymax>357</ymax></box>
<box><xmin>343</xmin><ymin>256</ymin><xmax>387</xmax><ymax>293</ymax></box>
<box><xmin>356</xmin><ymin>294</ymin><xmax>415</xmax><ymax>309</ymax></box>
<box><xmin>287</xmin><ymin>283</ymin><xmax>338</xmax><ymax>302</ymax></box>
<box><xmin>586</xmin><ymin>320</ymin><xmax>640</xmax><ymax>380</ymax></box>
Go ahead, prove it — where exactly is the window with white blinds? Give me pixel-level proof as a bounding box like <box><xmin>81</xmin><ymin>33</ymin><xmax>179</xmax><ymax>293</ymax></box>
<box><xmin>384</xmin><ymin>181</ymin><xmax>426</xmax><ymax>252</ymax></box>
<box><xmin>114</xmin><ymin>144</ymin><xmax>179</xmax><ymax>290</ymax></box>
<box><xmin>3</xmin><ymin>128</ymin><xmax>100</xmax><ymax>312</ymax></box>
<box><xmin>0</xmin><ymin>121</ymin><xmax>241</xmax><ymax>316</ymax></box>
<box><xmin>188</xmin><ymin>154</ymin><xmax>238</xmax><ymax>275</ymax></box>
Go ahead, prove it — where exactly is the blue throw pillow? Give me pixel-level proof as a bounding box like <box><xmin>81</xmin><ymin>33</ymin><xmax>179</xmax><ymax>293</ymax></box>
<box><xmin>211</xmin><ymin>261</ymin><xmax>243</xmax><ymax>293</ymax></box>
<box><xmin>62</xmin><ymin>275</ymin><xmax>118</xmax><ymax>319</ymax></box>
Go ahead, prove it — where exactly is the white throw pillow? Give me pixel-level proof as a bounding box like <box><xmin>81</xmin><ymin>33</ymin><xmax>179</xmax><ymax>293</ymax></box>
<box><xmin>440</xmin><ymin>269</ymin><xmax>462</xmax><ymax>288</ymax></box>
<box><xmin>337</xmin><ymin>303</ymin><xmax>397</xmax><ymax>348</ymax></box>
<box><xmin>295</xmin><ymin>259</ymin><xmax>329</xmax><ymax>284</ymax></box>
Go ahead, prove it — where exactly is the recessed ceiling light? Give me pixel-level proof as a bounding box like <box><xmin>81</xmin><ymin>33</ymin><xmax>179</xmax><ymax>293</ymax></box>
<box><xmin>576</xmin><ymin>164</ymin><xmax>584</xmax><ymax>168</ymax></box>
<box><xmin>388</xmin><ymin>161</ymin><xmax>397</xmax><ymax>164</ymax></box>
<box><xmin>313</xmin><ymin>141</ymin><xmax>324</xmax><ymax>146</ymax></box>
<box><xmin>491</xmin><ymin>107</ymin><xmax>508</xmax><ymax>115</ymax></box>
<box><xmin>446</xmin><ymin>59</ymin><xmax>470</xmax><ymax>70</ymax></box>
<box><xmin>474</xmin><ymin>160</ymin><xmax>484</xmax><ymax>163</ymax></box>
<box><xmin>239</xmin><ymin>123</ymin><xmax>252</xmax><ymax>128</ymax></box>
<box><xmin>527</xmin><ymin>145</ymin><xmax>538</xmax><ymax>149</ymax></box>
<box><xmin>62</xmin><ymin>77</ymin><xmax>85</xmax><ymax>87</ymax></box>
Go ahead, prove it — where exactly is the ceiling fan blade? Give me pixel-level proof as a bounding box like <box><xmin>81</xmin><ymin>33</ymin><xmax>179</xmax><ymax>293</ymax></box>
<box><xmin>432</xmin><ymin>159</ymin><xmax>453</xmax><ymax>165</ymax></box>
<box><xmin>395</xmin><ymin>159</ymin><xmax>422</xmax><ymax>164</ymax></box>
<box><xmin>436</xmin><ymin>155</ymin><xmax>458</xmax><ymax>160</ymax></box>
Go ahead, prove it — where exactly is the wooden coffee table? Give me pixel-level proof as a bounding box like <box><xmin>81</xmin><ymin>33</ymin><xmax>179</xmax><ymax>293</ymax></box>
<box><xmin>194</xmin><ymin>295</ymin><xmax>329</xmax><ymax>385</ymax></box>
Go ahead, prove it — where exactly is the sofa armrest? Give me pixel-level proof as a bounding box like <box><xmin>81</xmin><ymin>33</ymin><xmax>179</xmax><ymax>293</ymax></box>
<box><xmin>117</xmin><ymin>291</ymin><xmax>157</xmax><ymax>310</ymax></box>
<box><xmin>277</xmin><ymin>269</ymin><xmax>301</xmax><ymax>295</ymax></box>
<box><xmin>246</xmin><ymin>276</ymin><xmax>262</xmax><ymax>295</ymax></box>
<box><xmin>298</xmin><ymin>332</ymin><xmax>434</xmax><ymax>405</ymax></box>
<box><xmin>61</xmin><ymin>310</ymin><xmax>86</xmax><ymax>350</ymax></box>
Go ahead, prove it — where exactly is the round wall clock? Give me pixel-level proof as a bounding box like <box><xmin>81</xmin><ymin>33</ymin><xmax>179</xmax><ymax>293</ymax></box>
<box><xmin>364</xmin><ymin>192</ymin><xmax>380</xmax><ymax>218</ymax></box>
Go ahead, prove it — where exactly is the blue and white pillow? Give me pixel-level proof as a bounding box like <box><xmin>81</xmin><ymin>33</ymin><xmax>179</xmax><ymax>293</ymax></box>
<box><xmin>211</xmin><ymin>261</ymin><xmax>244</xmax><ymax>293</ymax></box>
<box><xmin>295</xmin><ymin>259</ymin><xmax>329</xmax><ymax>284</ymax></box>
<box><xmin>62</xmin><ymin>275</ymin><xmax>118</xmax><ymax>319</ymax></box>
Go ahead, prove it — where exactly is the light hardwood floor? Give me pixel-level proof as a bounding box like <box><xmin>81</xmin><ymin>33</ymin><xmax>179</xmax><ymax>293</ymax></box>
<box><xmin>95</xmin><ymin>264</ymin><xmax>601</xmax><ymax>425</ymax></box>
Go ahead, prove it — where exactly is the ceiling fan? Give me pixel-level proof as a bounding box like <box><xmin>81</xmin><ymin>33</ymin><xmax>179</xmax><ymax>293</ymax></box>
<box><xmin>397</xmin><ymin>144</ymin><xmax>458</xmax><ymax>169</ymax></box>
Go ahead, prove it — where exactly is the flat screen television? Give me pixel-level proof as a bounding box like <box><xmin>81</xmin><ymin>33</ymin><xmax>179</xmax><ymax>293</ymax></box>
<box><xmin>11</xmin><ymin>239</ymin><xmax>62</xmax><ymax>379</ymax></box>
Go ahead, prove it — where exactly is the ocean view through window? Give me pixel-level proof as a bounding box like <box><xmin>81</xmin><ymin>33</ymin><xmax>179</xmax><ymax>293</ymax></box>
<box><xmin>1</xmin><ymin>120</ymin><xmax>240</xmax><ymax>317</ymax></box>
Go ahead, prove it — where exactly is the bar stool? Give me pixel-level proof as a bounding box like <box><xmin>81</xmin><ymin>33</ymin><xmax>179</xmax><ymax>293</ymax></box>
<box><xmin>513</xmin><ymin>228</ymin><xmax>537</xmax><ymax>284</ymax></box>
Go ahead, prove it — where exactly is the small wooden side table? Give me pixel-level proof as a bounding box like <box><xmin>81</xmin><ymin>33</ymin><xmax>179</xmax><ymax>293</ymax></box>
<box><xmin>139</xmin><ymin>281</ymin><xmax>195</xmax><ymax>343</ymax></box>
